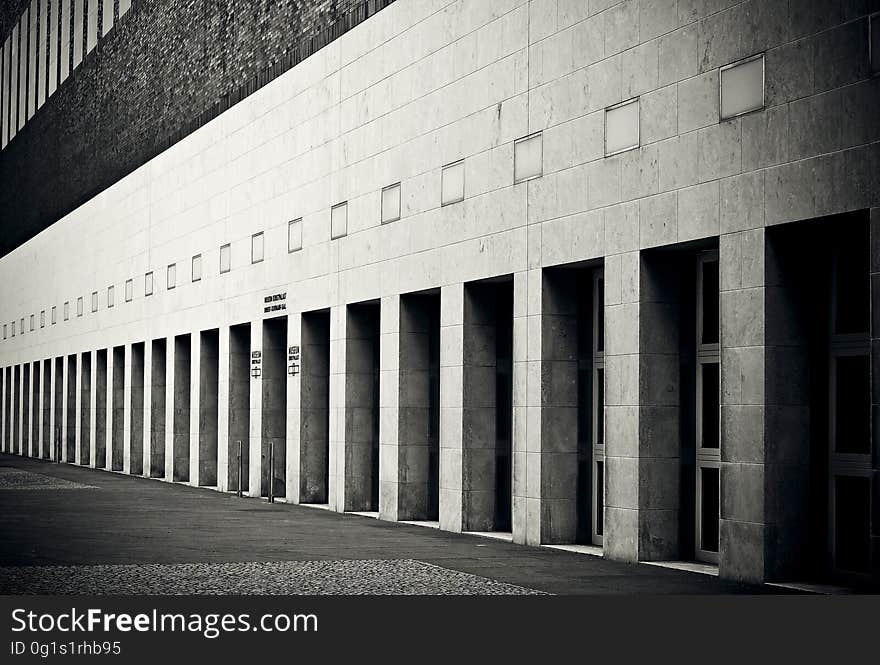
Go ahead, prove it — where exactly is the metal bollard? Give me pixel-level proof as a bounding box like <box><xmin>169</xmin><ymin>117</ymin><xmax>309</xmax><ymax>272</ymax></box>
<box><xmin>268</xmin><ymin>441</ymin><xmax>275</xmax><ymax>504</ymax></box>
<box><xmin>236</xmin><ymin>440</ymin><xmax>243</xmax><ymax>498</ymax></box>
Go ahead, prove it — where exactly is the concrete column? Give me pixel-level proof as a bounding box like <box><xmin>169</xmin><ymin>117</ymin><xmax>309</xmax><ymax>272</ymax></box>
<box><xmin>31</xmin><ymin>362</ymin><xmax>40</xmax><ymax>458</ymax></box>
<box><xmin>328</xmin><ymin>305</ymin><xmax>346</xmax><ymax>511</ymax></box>
<box><xmin>189</xmin><ymin>333</ymin><xmax>201</xmax><ymax>484</ymax></box>
<box><xmin>79</xmin><ymin>352</ymin><xmax>91</xmax><ymax>465</ymax></box>
<box><xmin>53</xmin><ymin>358</ymin><xmax>63</xmax><ymax>461</ymax></box>
<box><xmin>513</xmin><ymin>270</ymin><xmax>537</xmax><ymax>544</ymax></box>
<box><xmin>378</xmin><ymin>295</ymin><xmax>400</xmax><ymax>521</ymax></box>
<box><xmin>36</xmin><ymin>363</ymin><xmax>42</xmax><ymax>458</ymax></box>
<box><xmin>106</xmin><ymin>348</ymin><xmax>116</xmax><ymax>470</ymax></box>
<box><xmin>439</xmin><ymin>283</ymin><xmax>465</xmax><ymax>532</ymax></box>
<box><xmin>526</xmin><ymin>268</ymin><xmax>583</xmax><ymax>545</ymax></box>
<box><xmin>22</xmin><ymin>363</ymin><xmax>31</xmax><ymax>457</ymax></box>
<box><xmin>42</xmin><ymin>359</ymin><xmax>51</xmax><ymax>459</ymax></box>
<box><xmin>164</xmin><ymin>337</ymin><xmax>175</xmax><ymax>480</ymax></box>
<box><xmin>603</xmin><ymin>250</ymin><xmax>682</xmax><ymax>562</ymax></box>
<box><xmin>59</xmin><ymin>358</ymin><xmax>68</xmax><ymax>461</ymax></box>
<box><xmin>298</xmin><ymin>311</ymin><xmax>331</xmax><ymax>504</ymax></box>
<box><xmin>142</xmin><ymin>341</ymin><xmax>153</xmax><ymax>477</ymax></box>
<box><xmin>123</xmin><ymin>344</ymin><xmax>132</xmax><ymax>474</ymax></box>
<box><xmin>217</xmin><ymin>326</ymin><xmax>230</xmax><ymax>492</ymax></box>
<box><xmin>720</xmin><ymin>229</ymin><xmax>768</xmax><ymax>583</ymax></box>
<box><xmin>286</xmin><ymin>312</ymin><xmax>302</xmax><ymax>502</ymax></box>
<box><xmin>74</xmin><ymin>354</ymin><xmax>82</xmax><ymax>464</ymax></box>
<box><xmin>14</xmin><ymin>365</ymin><xmax>21</xmax><ymax>455</ymax></box>
<box><xmin>248</xmin><ymin>321</ymin><xmax>263</xmax><ymax>497</ymax></box>
<box><xmin>88</xmin><ymin>351</ymin><xmax>97</xmax><ymax>468</ymax></box>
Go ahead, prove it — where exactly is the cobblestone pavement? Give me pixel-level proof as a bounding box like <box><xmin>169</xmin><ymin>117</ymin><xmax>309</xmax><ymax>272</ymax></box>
<box><xmin>0</xmin><ymin>466</ymin><xmax>97</xmax><ymax>490</ymax></box>
<box><xmin>0</xmin><ymin>560</ymin><xmax>544</xmax><ymax>595</ymax></box>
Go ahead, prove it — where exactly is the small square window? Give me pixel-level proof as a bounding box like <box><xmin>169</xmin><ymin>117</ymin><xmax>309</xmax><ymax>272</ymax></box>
<box><xmin>220</xmin><ymin>243</ymin><xmax>231</xmax><ymax>273</ymax></box>
<box><xmin>441</xmin><ymin>160</ymin><xmax>465</xmax><ymax>206</ymax></box>
<box><xmin>125</xmin><ymin>279</ymin><xmax>133</xmax><ymax>302</ymax></box>
<box><xmin>381</xmin><ymin>183</ymin><xmax>401</xmax><ymax>224</ymax></box>
<box><xmin>64</xmin><ymin>301</ymin><xmax>70</xmax><ymax>320</ymax></box>
<box><xmin>108</xmin><ymin>286</ymin><xmax>114</xmax><ymax>308</ymax></box>
<box><xmin>20</xmin><ymin>318</ymin><xmax>24</xmax><ymax>334</ymax></box>
<box><xmin>40</xmin><ymin>311</ymin><xmax>45</xmax><ymax>328</ymax></box>
<box><xmin>51</xmin><ymin>306</ymin><xmax>56</xmax><ymax>324</ymax></box>
<box><xmin>29</xmin><ymin>314</ymin><xmax>34</xmax><ymax>331</ymax></box>
<box><xmin>192</xmin><ymin>254</ymin><xmax>202</xmax><ymax>282</ymax></box>
<box><xmin>514</xmin><ymin>133</ymin><xmax>543</xmax><ymax>183</ymax></box>
<box><xmin>252</xmin><ymin>232</ymin><xmax>264</xmax><ymax>263</ymax></box>
<box><xmin>870</xmin><ymin>13</ymin><xmax>879</xmax><ymax>74</ymax></box>
<box><xmin>605</xmin><ymin>98</ymin><xmax>640</xmax><ymax>156</ymax></box>
<box><xmin>77</xmin><ymin>298</ymin><xmax>83</xmax><ymax>317</ymax></box>
<box><xmin>720</xmin><ymin>54</ymin><xmax>764</xmax><ymax>120</ymax></box>
<box><xmin>2</xmin><ymin>324</ymin><xmax>5</xmax><ymax>339</ymax></box>
<box><xmin>288</xmin><ymin>219</ymin><xmax>303</xmax><ymax>252</ymax></box>
<box><xmin>330</xmin><ymin>203</ymin><xmax>348</xmax><ymax>239</ymax></box>
<box><xmin>11</xmin><ymin>322</ymin><xmax>14</xmax><ymax>337</ymax></box>
<box><xmin>145</xmin><ymin>272</ymin><xmax>154</xmax><ymax>296</ymax></box>
<box><xmin>167</xmin><ymin>264</ymin><xmax>176</xmax><ymax>290</ymax></box>
<box><xmin>91</xmin><ymin>292</ymin><xmax>98</xmax><ymax>312</ymax></box>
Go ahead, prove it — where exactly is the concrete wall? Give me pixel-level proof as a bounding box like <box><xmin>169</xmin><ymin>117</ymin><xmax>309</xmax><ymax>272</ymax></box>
<box><xmin>1</xmin><ymin>0</ymin><xmax>879</xmax><ymax>584</ymax></box>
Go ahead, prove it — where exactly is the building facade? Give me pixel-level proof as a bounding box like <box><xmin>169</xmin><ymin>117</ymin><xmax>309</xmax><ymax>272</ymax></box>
<box><xmin>1</xmin><ymin>0</ymin><xmax>879</xmax><ymax>587</ymax></box>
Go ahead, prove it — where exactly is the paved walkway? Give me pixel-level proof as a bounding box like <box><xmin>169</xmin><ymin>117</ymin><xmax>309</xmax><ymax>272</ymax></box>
<box><xmin>0</xmin><ymin>453</ymin><xmax>779</xmax><ymax>594</ymax></box>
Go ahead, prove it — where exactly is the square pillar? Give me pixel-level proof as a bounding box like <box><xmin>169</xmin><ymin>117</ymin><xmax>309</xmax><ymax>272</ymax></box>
<box><xmin>439</xmin><ymin>283</ymin><xmax>465</xmax><ymax>532</ymax></box>
<box><xmin>286</xmin><ymin>312</ymin><xmax>303</xmax><ymax>502</ymax></box>
<box><xmin>513</xmin><ymin>270</ymin><xmax>538</xmax><ymax>545</ymax></box>
<box><xmin>190</xmin><ymin>333</ymin><xmax>201</xmax><ymax>484</ymax></box>
<box><xmin>378</xmin><ymin>295</ymin><xmax>401</xmax><ymax>521</ymax></box>
<box><xmin>603</xmin><ymin>250</ymin><xmax>682</xmax><ymax>562</ymax></box>
<box><xmin>720</xmin><ymin>229</ymin><xmax>768</xmax><ymax>583</ymax></box>
<box><xmin>74</xmin><ymin>354</ymin><xmax>82</xmax><ymax>464</ymax></box>
<box><xmin>248</xmin><ymin>320</ymin><xmax>263</xmax><ymax>497</ymax></box>
<box><xmin>217</xmin><ymin>326</ymin><xmax>230</xmax><ymax>492</ymax></box>
<box><xmin>88</xmin><ymin>351</ymin><xmax>97</xmax><ymax>468</ymax></box>
<box><xmin>142</xmin><ymin>341</ymin><xmax>153</xmax><ymax>477</ymax></box>
<box><xmin>164</xmin><ymin>337</ymin><xmax>175</xmax><ymax>480</ymax></box>
<box><xmin>123</xmin><ymin>344</ymin><xmax>133</xmax><ymax>474</ymax></box>
<box><xmin>328</xmin><ymin>305</ymin><xmax>346</xmax><ymax>511</ymax></box>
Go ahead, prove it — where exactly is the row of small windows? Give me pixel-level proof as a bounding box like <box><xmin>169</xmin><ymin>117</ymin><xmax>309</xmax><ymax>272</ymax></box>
<box><xmin>0</xmin><ymin>48</ymin><xmax>837</xmax><ymax>342</ymax></box>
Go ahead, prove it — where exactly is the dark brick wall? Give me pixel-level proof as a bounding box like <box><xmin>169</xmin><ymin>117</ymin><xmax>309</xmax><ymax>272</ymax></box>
<box><xmin>0</xmin><ymin>0</ymin><xmax>395</xmax><ymax>258</ymax></box>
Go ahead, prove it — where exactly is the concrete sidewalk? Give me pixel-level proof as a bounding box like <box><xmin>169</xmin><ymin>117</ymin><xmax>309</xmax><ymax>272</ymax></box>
<box><xmin>0</xmin><ymin>454</ymin><xmax>780</xmax><ymax>594</ymax></box>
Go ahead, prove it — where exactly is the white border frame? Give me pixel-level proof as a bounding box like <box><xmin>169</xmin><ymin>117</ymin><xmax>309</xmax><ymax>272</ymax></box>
<box><xmin>719</xmin><ymin>53</ymin><xmax>765</xmax><ymax>121</ymax></box>
<box><xmin>604</xmin><ymin>98</ymin><xmax>640</xmax><ymax>157</ymax></box>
